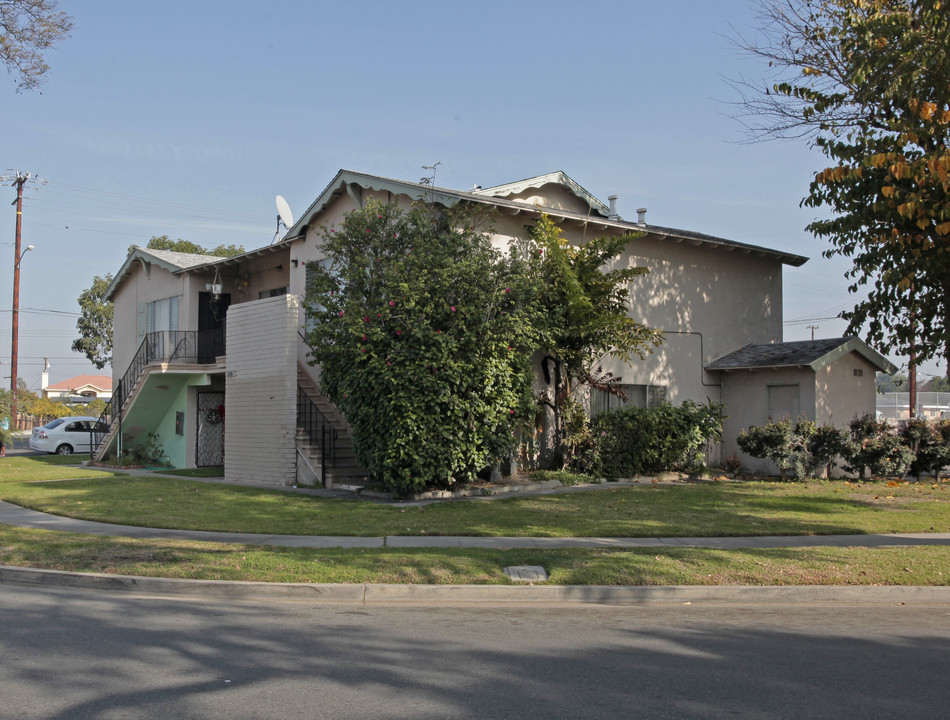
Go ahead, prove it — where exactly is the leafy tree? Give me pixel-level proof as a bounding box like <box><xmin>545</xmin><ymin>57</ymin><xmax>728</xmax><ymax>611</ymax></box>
<box><xmin>130</xmin><ymin>235</ymin><xmax>245</xmax><ymax>258</ymax></box>
<box><xmin>304</xmin><ymin>200</ymin><xmax>540</xmax><ymax>494</ymax></box>
<box><xmin>26</xmin><ymin>395</ymin><xmax>71</xmax><ymax>421</ymax></box>
<box><xmin>529</xmin><ymin>213</ymin><xmax>663</xmax><ymax>466</ymax></box>
<box><xmin>0</xmin><ymin>387</ymin><xmax>11</xmax><ymax>448</ymax></box>
<box><xmin>0</xmin><ymin>0</ymin><xmax>72</xmax><ymax>92</ymax></box>
<box><xmin>74</xmin><ymin>237</ymin><xmax>245</xmax><ymax>368</ymax></box>
<box><xmin>876</xmin><ymin>371</ymin><xmax>907</xmax><ymax>393</ymax></box>
<box><xmin>736</xmin><ymin>1</ymin><xmax>950</xmax><ymax>374</ymax></box>
<box><xmin>12</xmin><ymin>378</ymin><xmax>41</xmax><ymax>417</ymax></box>
<box><xmin>920</xmin><ymin>375</ymin><xmax>950</xmax><ymax>392</ymax></box>
<box><xmin>72</xmin><ymin>273</ymin><xmax>113</xmax><ymax>369</ymax></box>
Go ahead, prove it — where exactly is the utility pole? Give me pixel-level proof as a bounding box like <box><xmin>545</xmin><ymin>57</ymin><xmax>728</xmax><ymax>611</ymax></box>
<box><xmin>807</xmin><ymin>325</ymin><xmax>819</xmax><ymax>341</ymax></box>
<box><xmin>2</xmin><ymin>171</ymin><xmax>41</xmax><ymax>425</ymax></box>
<box><xmin>909</xmin><ymin>281</ymin><xmax>918</xmax><ymax>419</ymax></box>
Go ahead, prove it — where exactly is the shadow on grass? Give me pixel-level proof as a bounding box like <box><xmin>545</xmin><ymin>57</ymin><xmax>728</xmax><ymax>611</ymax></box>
<box><xmin>1</xmin><ymin>473</ymin><xmax>948</xmax><ymax>539</ymax></box>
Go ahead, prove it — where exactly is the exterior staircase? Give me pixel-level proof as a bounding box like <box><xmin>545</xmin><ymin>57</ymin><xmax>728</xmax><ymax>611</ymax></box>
<box><xmin>296</xmin><ymin>363</ymin><xmax>368</xmax><ymax>488</ymax></box>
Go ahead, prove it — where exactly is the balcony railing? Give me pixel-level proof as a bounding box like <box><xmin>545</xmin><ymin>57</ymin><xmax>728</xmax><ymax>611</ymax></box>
<box><xmin>92</xmin><ymin>328</ymin><xmax>225</xmax><ymax>457</ymax></box>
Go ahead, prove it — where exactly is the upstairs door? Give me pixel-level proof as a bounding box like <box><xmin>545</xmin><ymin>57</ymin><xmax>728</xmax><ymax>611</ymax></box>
<box><xmin>198</xmin><ymin>292</ymin><xmax>231</xmax><ymax>363</ymax></box>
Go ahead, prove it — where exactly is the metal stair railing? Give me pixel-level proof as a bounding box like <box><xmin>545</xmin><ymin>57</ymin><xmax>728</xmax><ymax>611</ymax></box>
<box><xmin>297</xmin><ymin>385</ymin><xmax>338</xmax><ymax>485</ymax></box>
<box><xmin>91</xmin><ymin>328</ymin><xmax>226</xmax><ymax>458</ymax></box>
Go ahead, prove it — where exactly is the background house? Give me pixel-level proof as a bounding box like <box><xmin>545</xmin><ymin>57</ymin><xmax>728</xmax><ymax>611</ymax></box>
<box><xmin>97</xmin><ymin>169</ymin><xmax>890</xmax><ymax>485</ymax></box>
<box><xmin>876</xmin><ymin>392</ymin><xmax>950</xmax><ymax>422</ymax></box>
<box><xmin>41</xmin><ymin>367</ymin><xmax>113</xmax><ymax>404</ymax></box>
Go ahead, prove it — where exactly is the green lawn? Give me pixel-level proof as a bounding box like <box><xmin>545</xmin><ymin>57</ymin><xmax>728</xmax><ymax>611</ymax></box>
<box><xmin>1</xmin><ymin>456</ymin><xmax>948</xmax><ymax>585</ymax></box>
<box><xmin>0</xmin><ymin>456</ymin><xmax>948</xmax><ymax>538</ymax></box>
<box><xmin>0</xmin><ymin>525</ymin><xmax>947</xmax><ymax>585</ymax></box>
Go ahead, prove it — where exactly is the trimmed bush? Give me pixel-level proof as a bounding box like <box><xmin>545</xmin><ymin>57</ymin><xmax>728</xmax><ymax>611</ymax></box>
<box><xmin>737</xmin><ymin>416</ymin><xmax>814</xmax><ymax>480</ymax></box>
<box><xmin>738</xmin><ymin>413</ymin><xmax>939</xmax><ymax>480</ymax></box>
<box><xmin>584</xmin><ymin>401</ymin><xmax>723</xmax><ymax>479</ymax></box>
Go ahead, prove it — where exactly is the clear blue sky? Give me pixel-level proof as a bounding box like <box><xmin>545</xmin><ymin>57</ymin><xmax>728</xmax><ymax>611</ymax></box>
<box><xmin>0</xmin><ymin>0</ymin><xmax>927</xmax><ymax>390</ymax></box>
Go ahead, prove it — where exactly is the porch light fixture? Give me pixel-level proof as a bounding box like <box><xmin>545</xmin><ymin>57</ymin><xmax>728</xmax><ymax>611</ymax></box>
<box><xmin>206</xmin><ymin>268</ymin><xmax>223</xmax><ymax>298</ymax></box>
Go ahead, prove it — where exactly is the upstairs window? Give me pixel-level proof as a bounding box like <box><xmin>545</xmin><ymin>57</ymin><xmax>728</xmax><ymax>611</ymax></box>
<box><xmin>146</xmin><ymin>296</ymin><xmax>179</xmax><ymax>334</ymax></box>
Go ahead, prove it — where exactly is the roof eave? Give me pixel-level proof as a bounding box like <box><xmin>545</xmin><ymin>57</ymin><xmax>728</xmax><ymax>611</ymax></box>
<box><xmin>281</xmin><ymin>170</ymin><xmax>808</xmax><ymax>268</ymax></box>
<box><xmin>808</xmin><ymin>337</ymin><xmax>898</xmax><ymax>374</ymax></box>
<box><xmin>104</xmin><ymin>248</ymin><xmax>207</xmax><ymax>301</ymax></box>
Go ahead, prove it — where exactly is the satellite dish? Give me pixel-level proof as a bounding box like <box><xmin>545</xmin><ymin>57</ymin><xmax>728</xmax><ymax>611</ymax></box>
<box><xmin>272</xmin><ymin>195</ymin><xmax>295</xmax><ymax>244</ymax></box>
<box><xmin>276</xmin><ymin>195</ymin><xmax>294</xmax><ymax>228</ymax></box>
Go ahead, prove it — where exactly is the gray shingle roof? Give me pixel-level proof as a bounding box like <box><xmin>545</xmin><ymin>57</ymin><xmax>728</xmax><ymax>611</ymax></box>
<box><xmin>707</xmin><ymin>337</ymin><xmax>896</xmax><ymax>374</ymax></box>
<box><xmin>138</xmin><ymin>248</ymin><xmax>223</xmax><ymax>269</ymax></box>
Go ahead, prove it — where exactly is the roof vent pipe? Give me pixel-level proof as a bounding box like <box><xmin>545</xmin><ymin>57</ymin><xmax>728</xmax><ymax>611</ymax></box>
<box><xmin>608</xmin><ymin>195</ymin><xmax>619</xmax><ymax>221</ymax></box>
<box><xmin>637</xmin><ymin>208</ymin><xmax>647</xmax><ymax>226</ymax></box>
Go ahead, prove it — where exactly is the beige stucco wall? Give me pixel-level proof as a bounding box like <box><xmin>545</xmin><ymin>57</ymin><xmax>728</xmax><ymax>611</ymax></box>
<box><xmin>720</xmin><ymin>367</ymin><xmax>817</xmax><ymax>473</ymax></box>
<box><xmin>110</xmin><ymin>264</ymin><xmax>210</xmax><ymax>384</ymax></box>
<box><xmin>206</xmin><ymin>248</ymin><xmax>291</xmax><ymax>308</ymax></box>
<box><xmin>484</xmin><ymin>215</ymin><xmax>785</xmax><ymax>412</ymax></box>
<box><xmin>111</xmin><ymin>264</ymin><xmax>183</xmax><ymax>384</ymax></box>
<box><xmin>283</xmin><ymin>187</ymin><xmax>787</xmax><ymax>445</ymax></box>
<box><xmin>815</xmin><ymin>353</ymin><xmax>879</xmax><ymax>426</ymax></box>
<box><xmin>224</xmin><ymin>294</ymin><xmax>299</xmax><ymax>486</ymax></box>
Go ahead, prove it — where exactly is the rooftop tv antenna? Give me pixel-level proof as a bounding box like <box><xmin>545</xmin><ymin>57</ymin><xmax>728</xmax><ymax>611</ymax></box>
<box><xmin>273</xmin><ymin>195</ymin><xmax>294</xmax><ymax>243</ymax></box>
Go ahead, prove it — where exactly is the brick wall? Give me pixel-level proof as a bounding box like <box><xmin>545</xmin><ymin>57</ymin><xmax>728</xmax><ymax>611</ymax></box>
<box><xmin>224</xmin><ymin>295</ymin><xmax>299</xmax><ymax>486</ymax></box>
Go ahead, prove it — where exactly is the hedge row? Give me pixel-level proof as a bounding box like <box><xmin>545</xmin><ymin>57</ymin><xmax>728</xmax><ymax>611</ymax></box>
<box><xmin>737</xmin><ymin>414</ymin><xmax>950</xmax><ymax>480</ymax></box>
<box><xmin>574</xmin><ymin>401</ymin><xmax>724</xmax><ymax>479</ymax></box>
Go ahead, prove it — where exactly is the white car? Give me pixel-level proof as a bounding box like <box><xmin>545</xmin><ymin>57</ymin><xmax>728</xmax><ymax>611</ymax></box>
<box><xmin>29</xmin><ymin>416</ymin><xmax>110</xmax><ymax>455</ymax></box>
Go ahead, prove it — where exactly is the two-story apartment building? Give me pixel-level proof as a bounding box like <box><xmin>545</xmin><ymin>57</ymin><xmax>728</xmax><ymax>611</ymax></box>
<box><xmin>98</xmin><ymin>169</ymin><xmax>894</xmax><ymax>484</ymax></box>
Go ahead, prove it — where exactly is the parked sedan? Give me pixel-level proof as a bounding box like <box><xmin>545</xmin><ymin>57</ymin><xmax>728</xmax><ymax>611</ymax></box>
<box><xmin>29</xmin><ymin>416</ymin><xmax>110</xmax><ymax>455</ymax></box>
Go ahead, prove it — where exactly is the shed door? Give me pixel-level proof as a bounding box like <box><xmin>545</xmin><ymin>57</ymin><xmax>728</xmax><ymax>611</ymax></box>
<box><xmin>768</xmin><ymin>384</ymin><xmax>800</xmax><ymax>421</ymax></box>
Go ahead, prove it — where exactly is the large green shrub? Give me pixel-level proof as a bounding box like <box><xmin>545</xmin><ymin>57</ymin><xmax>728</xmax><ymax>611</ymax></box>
<box><xmin>304</xmin><ymin>200</ymin><xmax>539</xmax><ymax>495</ymax></box>
<box><xmin>585</xmin><ymin>400</ymin><xmax>723</xmax><ymax>479</ymax></box>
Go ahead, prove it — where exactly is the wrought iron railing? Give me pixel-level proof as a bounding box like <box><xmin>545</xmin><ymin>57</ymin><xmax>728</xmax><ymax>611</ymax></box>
<box><xmin>91</xmin><ymin>328</ymin><xmax>225</xmax><ymax>458</ymax></box>
<box><xmin>297</xmin><ymin>385</ymin><xmax>338</xmax><ymax>484</ymax></box>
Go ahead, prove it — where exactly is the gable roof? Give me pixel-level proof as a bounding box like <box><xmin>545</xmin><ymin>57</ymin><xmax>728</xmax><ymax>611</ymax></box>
<box><xmin>282</xmin><ymin>169</ymin><xmax>808</xmax><ymax>267</ymax></box>
<box><xmin>473</xmin><ymin>171</ymin><xmax>612</xmax><ymax>217</ymax></box>
<box><xmin>706</xmin><ymin>337</ymin><xmax>897</xmax><ymax>374</ymax></box>
<box><xmin>45</xmin><ymin>374</ymin><xmax>113</xmax><ymax>392</ymax></box>
<box><xmin>105</xmin><ymin>247</ymin><xmax>225</xmax><ymax>301</ymax></box>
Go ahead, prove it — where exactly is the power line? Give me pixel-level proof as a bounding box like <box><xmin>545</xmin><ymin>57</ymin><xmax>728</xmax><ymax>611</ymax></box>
<box><xmin>42</xmin><ymin>181</ymin><xmax>267</xmax><ymax>224</ymax></box>
<box><xmin>0</xmin><ymin>308</ymin><xmax>81</xmax><ymax>317</ymax></box>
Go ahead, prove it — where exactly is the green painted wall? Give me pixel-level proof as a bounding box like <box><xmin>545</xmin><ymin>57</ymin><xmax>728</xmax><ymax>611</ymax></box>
<box><xmin>154</xmin><ymin>383</ymin><xmax>189</xmax><ymax>467</ymax></box>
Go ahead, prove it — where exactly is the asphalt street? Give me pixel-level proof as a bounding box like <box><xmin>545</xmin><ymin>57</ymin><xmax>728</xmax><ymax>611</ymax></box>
<box><xmin>2</xmin><ymin>584</ymin><xmax>948</xmax><ymax>720</ymax></box>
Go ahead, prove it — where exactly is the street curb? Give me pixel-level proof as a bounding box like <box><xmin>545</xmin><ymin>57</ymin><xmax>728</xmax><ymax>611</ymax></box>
<box><xmin>2</xmin><ymin>565</ymin><xmax>949</xmax><ymax>605</ymax></box>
